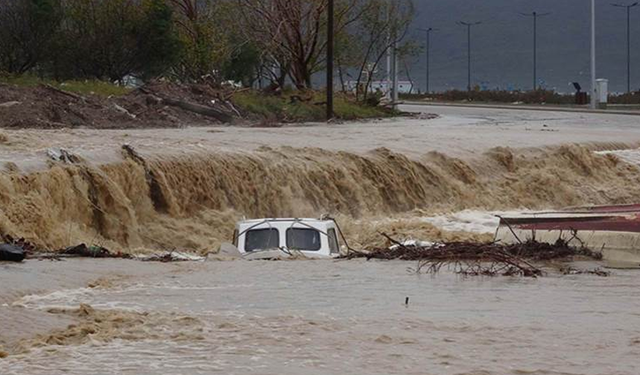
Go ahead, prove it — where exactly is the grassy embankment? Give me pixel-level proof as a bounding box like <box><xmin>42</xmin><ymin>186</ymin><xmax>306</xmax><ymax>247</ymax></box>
<box><xmin>1</xmin><ymin>74</ymin><xmax>392</xmax><ymax>122</ymax></box>
<box><xmin>233</xmin><ymin>91</ymin><xmax>392</xmax><ymax>122</ymax></box>
<box><xmin>0</xmin><ymin>74</ymin><xmax>132</xmax><ymax>97</ymax></box>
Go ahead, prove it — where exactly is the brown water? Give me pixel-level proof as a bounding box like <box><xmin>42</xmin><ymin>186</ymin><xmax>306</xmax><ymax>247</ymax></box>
<box><xmin>1</xmin><ymin>144</ymin><xmax>639</xmax><ymax>253</ymax></box>
<box><xmin>1</xmin><ymin>258</ymin><xmax>639</xmax><ymax>375</ymax></box>
<box><xmin>3</xmin><ymin>111</ymin><xmax>640</xmax><ymax>374</ymax></box>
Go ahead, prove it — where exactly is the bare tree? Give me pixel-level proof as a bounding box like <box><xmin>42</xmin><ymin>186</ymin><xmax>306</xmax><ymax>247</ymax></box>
<box><xmin>236</xmin><ymin>0</ymin><xmax>367</xmax><ymax>90</ymax></box>
<box><xmin>168</xmin><ymin>0</ymin><xmax>229</xmax><ymax>81</ymax></box>
<box><xmin>348</xmin><ymin>0</ymin><xmax>414</xmax><ymax>102</ymax></box>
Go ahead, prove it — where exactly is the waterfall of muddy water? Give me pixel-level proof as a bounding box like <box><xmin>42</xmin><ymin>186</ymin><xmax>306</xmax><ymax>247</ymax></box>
<box><xmin>1</xmin><ymin>144</ymin><xmax>640</xmax><ymax>253</ymax></box>
<box><xmin>1</xmin><ymin>259</ymin><xmax>640</xmax><ymax>375</ymax></box>
<box><xmin>2</xmin><ymin>144</ymin><xmax>640</xmax><ymax>374</ymax></box>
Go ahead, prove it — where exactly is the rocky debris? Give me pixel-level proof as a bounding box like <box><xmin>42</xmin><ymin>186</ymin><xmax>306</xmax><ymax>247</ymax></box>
<box><xmin>0</xmin><ymin>244</ymin><xmax>26</xmax><ymax>262</ymax></box>
<box><xmin>3</xmin><ymin>235</ymin><xmax>37</xmax><ymax>253</ymax></box>
<box><xmin>46</xmin><ymin>148</ymin><xmax>83</xmax><ymax>164</ymax></box>
<box><xmin>23</xmin><ymin>241</ymin><xmax>204</xmax><ymax>263</ymax></box>
<box><xmin>61</xmin><ymin>244</ymin><xmax>131</xmax><ymax>259</ymax></box>
<box><xmin>0</xmin><ymin>82</ymin><xmax>241</xmax><ymax>129</ymax></box>
<box><xmin>0</xmin><ymin>235</ymin><xmax>37</xmax><ymax>262</ymax></box>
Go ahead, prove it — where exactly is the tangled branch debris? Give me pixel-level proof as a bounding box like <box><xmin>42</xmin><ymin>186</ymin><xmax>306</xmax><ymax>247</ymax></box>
<box><xmin>61</xmin><ymin>244</ymin><xmax>132</xmax><ymax>259</ymax></box>
<box><xmin>342</xmin><ymin>233</ymin><xmax>603</xmax><ymax>277</ymax></box>
<box><xmin>559</xmin><ymin>266</ymin><xmax>610</xmax><ymax>277</ymax></box>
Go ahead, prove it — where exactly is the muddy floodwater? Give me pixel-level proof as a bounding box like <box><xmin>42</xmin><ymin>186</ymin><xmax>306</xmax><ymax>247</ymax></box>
<box><xmin>3</xmin><ymin>107</ymin><xmax>640</xmax><ymax>374</ymax></box>
<box><xmin>1</xmin><ymin>259</ymin><xmax>640</xmax><ymax>375</ymax></box>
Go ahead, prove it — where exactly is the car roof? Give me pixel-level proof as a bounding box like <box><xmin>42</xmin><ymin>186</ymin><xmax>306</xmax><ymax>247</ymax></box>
<box><xmin>239</xmin><ymin>218</ymin><xmax>330</xmax><ymax>224</ymax></box>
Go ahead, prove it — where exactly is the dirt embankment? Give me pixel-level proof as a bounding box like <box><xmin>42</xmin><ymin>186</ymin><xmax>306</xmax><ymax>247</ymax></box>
<box><xmin>0</xmin><ymin>143</ymin><xmax>638</xmax><ymax>254</ymax></box>
<box><xmin>0</xmin><ymin>82</ymin><xmax>246</xmax><ymax>129</ymax></box>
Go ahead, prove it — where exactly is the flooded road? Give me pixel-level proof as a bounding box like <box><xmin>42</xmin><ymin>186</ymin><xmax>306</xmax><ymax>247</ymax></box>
<box><xmin>3</xmin><ymin>104</ymin><xmax>640</xmax><ymax>172</ymax></box>
<box><xmin>2</xmin><ymin>259</ymin><xmax>639</xmax><ymax>375</ymax></box>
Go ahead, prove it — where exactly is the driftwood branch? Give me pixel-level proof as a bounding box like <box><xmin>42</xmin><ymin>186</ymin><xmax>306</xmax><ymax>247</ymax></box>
<box><xmin>138</xmin><ymin>87</ymin><xmax>234</xmax><ymax>123</ymax></box>
<box><xmin>42</xmin><ymin>84</ymin><xmax>83</xmax><ymax>101</ymax></box>
<box><xmin>161</xmin><ymin>97</ymin><xmax>234</xmax><ymax>123</ymax></box>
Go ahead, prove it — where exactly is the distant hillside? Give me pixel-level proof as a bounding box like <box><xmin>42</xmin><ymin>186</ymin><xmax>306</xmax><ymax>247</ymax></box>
<box><xmin>407</xmin><ymin>0</ymin><xmax>640</xmax><ymax>93</ymax></box>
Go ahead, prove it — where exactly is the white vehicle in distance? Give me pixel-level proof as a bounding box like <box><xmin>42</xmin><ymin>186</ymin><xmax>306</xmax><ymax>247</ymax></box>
<box><xmin>220</xmin><ymin>218</ymin><xmax>344</xmax><ymax>260</ymax></box>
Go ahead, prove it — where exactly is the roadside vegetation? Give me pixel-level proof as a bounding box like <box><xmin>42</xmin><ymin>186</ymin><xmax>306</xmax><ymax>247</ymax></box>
<box><xmin>233</xmin><ymin>91</ymin><xmax>392</xmax><ymax>123</ymax></box>
<box><xmin>0</xmin><ymin>0</ymin><xmax>416</xmax><ymax>124</ymax></box>
<box><xmin>402</xmin><ymin>89</ymin><xmax>640</xmax><ymax>106</ymax></box>
<box><xmin>0</xmin><ymin>74</ymin><xmax>132</xmax><ymax>97</ymax></box>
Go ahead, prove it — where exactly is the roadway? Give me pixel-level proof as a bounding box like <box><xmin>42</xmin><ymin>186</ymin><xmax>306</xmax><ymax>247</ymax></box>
<box><xmin>2</xmin><ymin>103</ymin><xmax>640</xmax><ymax>171</ymax></box>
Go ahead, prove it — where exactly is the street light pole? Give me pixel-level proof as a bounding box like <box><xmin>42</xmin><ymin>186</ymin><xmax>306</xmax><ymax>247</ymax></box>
<box><xmin>612</xmin><ymin>2</ymin><xmax>638</xmax><ymax>93</ymax></box>
<box><xmin>418</xmin><ymin>27</ymin><xmax>436</xmax><ymax>93</ymax></box>
<box><xmin>326</xmin><ymin>0</ymin><xmax>334</xmax><ymax>120</ymax></box>
<box><xmin>590</xmin><ymin>0</ymin><xmax>597</xmax><ymax>109</ymax></box>
<box><xmin>458</xmin><ymin>21</ymin><xmax>481</xmax><ymax>91</ymax></box>
<box><xmin>520</xmin><ymin>11</ymin><xmax>550</xmax><ymax>91</ymax></box>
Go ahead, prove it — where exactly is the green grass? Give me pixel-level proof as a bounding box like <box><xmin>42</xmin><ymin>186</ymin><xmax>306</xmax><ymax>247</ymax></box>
<box><xmin>233</xmin><ymin>91</ymin><xmax>391</xmax><ymax>122</ymax></box>
<box><xmin>0</xmin><ymin>74</ymin><xmax>131</xmax><ymax>97</ymax></box>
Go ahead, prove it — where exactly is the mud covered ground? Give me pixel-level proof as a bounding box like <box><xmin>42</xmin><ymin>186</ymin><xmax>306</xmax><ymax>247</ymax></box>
<box><xmin>0</xmin><ymin>82</ymin><xmax>244</xmax><ymax>129</ymax></box>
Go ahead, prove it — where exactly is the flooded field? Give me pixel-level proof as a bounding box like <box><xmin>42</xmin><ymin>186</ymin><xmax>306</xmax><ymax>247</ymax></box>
<box><xmin>1</xmin><ymin>259</ymin><xmax>640</xmax><ymax>375</ymax></box>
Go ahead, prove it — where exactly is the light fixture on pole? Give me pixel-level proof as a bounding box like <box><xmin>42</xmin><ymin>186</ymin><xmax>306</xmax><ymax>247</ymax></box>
<box><xmin>611</xmin><ymin>2</ymin><xmax>638</xmax><ymax>93</ymax></box>
<box><xmin>458</xmin><ymin>21</ymin><xmax>482</xmax><ymax>92</ymax></box>
<box><xmin>417</xmin><ymin>27</ymin><xmax>437</xmax><ymax>94</ymax></box>
<box><xmin>520</xmin><ymin>11</ymin><xmax>550</xmax><ymax>91</ymax></box>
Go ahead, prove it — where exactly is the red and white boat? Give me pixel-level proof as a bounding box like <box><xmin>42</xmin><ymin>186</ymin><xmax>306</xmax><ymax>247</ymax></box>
<box><xmin>495</xmin><ymin>204</ymin><xmax>640</xmax><ymax>268</ymax></box>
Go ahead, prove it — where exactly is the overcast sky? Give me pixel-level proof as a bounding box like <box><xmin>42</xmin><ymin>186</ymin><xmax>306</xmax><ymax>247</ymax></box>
<box><xmin>406</xmin><ymin>0</ymin><xmax>640</xmax><ymax>92</ymax></box>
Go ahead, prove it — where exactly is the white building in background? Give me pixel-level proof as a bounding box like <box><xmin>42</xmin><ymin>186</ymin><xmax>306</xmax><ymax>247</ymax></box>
<box><xmin>344</xmin><ymin>80</ymin><xmax>414</xmax><ymax>95</ymax></box>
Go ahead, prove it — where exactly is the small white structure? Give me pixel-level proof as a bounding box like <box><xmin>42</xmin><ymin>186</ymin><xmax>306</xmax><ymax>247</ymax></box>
<box><xmin>222</xmin><ymin>218</ymin><xmax>342</xmax><ymax>259</ymax></box>
<box><xmin>596</xmin><ymin>78</ymin><xmax>609</xmax><ymax>109</ymax></box>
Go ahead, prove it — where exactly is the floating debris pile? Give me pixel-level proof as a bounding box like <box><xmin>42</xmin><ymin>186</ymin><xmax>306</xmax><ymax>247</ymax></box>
<box><xmin>342</xmin><ymin>233</ymin><xmax>604</xmax><ymax>277</ymax></box>
<box><xmin>61</xmin><ymin>244</ymin><xmax>130</xmax><ymax>258</ymax></box>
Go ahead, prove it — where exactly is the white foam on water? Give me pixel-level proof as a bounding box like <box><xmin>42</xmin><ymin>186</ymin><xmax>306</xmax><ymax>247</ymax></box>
<box><xmin>12</xmin><ymin>286</ymin><xmax>144</xmax><ymax>312</ymax></box>
<box><xmin>597</xmin><ymin>148</ymin><xmax>640</xmax><ymax>165</ymax></box>
<box><xmin>13</xmin><ymin>288</ymin><xmax>98</xmax><ymax>310</ymax></box>
<box><xmin>419</xmin><ymin>210</ymin><xmax>536</xmax><ymax>235</ymax></box>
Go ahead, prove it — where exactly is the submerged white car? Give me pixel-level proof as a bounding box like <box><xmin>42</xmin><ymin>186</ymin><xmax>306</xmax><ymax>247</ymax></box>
<box><xmin>221</xmin><ymin>218</ymin><xmax>343</xmax><ymax>259</ymax></box>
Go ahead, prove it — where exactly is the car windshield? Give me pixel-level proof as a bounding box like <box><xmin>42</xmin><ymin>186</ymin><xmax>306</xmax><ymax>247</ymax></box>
<box><xmin>244</xmin><ymin>228</ymin><xmax>279</xmax><ymax>252</ymax></box>
<box><xmin>286</xmin><ymin>228</ymin><xmax>321</xmax><ymax>251</ymax></box>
